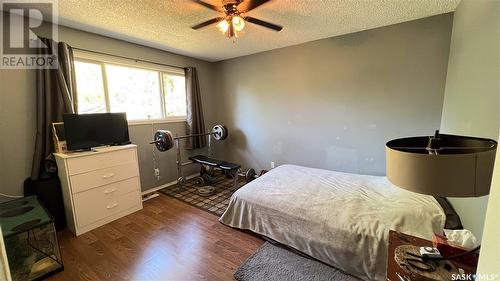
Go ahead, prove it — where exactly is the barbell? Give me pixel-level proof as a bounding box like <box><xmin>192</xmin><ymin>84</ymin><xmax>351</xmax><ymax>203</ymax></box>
<box><xmin>150</xmin><ymin>124</ymin><xmax>228</xmax><ymax>152</ymax></box>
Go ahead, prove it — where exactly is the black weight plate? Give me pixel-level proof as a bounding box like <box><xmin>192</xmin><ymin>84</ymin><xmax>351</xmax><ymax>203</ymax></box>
<box><xmin>153</xmin><ymin>130</ymin><xmax>174</xmax><ymax>151</ymax></box>
<box><xmin>202</xmin><ymin>174</ymin><xmax>213</xmax><ymax>184</ymax></box>
<box><xmin>245</xmin><ymin>168</ymin><xmax>256</xmax><ymax>183</ymax></box>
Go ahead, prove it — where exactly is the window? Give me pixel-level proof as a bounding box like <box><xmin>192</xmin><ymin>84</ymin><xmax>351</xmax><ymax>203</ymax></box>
<box><xmin>105</xmin><ymin>64</ymin><xmax>163</xmax><ymax>120</ymax></box>
<box><xmin>73</xmin><ymin>61</ymin><xmax>106</xmax><ymax>114</ymax></box>
<box><xmin>163</xmin><ymin>73</ymin><xmax>187</xmax><ymax>117</ymax></box>
<box><xmin>73</xmin><ymin>52</ymin><xmax>187</xmax><ymax>122</ymax></box>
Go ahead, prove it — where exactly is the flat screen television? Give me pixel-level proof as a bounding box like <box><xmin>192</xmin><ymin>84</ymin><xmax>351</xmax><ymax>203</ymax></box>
<box><xmin>63</xmin><ymin>113</ymin><xmax>131</xmax><ymax>151</ymax></box>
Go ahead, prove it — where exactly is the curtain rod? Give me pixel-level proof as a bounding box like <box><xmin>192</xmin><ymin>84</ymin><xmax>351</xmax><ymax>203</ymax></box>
<box><xmin>71</xmin><ymin>47</ymin><xmax>187</xmax><ymax>70</ymax></box>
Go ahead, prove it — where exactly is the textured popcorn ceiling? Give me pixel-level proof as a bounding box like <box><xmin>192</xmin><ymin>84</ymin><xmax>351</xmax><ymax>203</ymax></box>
<box><xmin>54</xmin><ymin>0</ymin><xmax>459</xmax><ymax>61</ymax></box>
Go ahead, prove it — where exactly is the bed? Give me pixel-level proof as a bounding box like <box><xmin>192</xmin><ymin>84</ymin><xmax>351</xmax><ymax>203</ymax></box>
<box><xmin>219</xmin><ymin>164</ymin><xmax>447</xmax><ymax>281</ymax></box>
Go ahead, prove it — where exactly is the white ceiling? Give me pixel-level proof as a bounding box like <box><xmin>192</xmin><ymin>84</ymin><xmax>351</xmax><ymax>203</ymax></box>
<box><xmin>50</xmin><ymin>0</ymin><xmax>459</xmax><ymax>61</ymax></box>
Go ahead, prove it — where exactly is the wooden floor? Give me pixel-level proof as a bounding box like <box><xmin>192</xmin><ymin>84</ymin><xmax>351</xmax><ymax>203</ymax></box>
<box><xmin>48</xmin><ymin>194</ymin><xmax>264</xmax><ymax>281</ymax></box>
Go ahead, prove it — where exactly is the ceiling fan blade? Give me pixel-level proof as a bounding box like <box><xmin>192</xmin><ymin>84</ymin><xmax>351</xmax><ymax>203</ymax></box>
<box><xmin>191</xmin><ymin>17</ymin><xmax>223</xmax><ymax>30</ymax></box>
<box><xmin>244</xmin><ymin>16</ymin><xmax>283</xmax><ymax>31</ymax></box>
<box><xmin>238</xmin><ymin>0</ymin><xmax>271</xmax><ymax>13</ymax></box>
<box><xmin>192</xmin><ymin>0</ymin><xmax>223</xmax><ymax>12</ymax></box>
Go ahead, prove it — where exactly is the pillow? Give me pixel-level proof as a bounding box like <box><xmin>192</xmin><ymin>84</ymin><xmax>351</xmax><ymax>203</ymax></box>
<box><xmin>434</xmin><ymin>197</ymin><xmax>463</xmax><ymax>230</ymax></box>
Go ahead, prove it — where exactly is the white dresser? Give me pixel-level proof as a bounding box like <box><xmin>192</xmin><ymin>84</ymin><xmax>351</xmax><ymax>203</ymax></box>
<box><xmin>54</xmin><ymin>144</ymin><xmax>143</xmax><ymax>236</ymax></box>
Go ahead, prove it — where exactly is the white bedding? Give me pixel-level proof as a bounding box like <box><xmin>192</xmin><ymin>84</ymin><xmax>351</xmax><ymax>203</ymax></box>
<box><xmin>219</xmin><ymin>164</ymin><xmax>446</xmax><ymax>281</ymax></box>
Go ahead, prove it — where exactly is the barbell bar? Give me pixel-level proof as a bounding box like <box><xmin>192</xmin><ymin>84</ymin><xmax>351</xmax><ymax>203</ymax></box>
<box><xmin>150</xmin><ymin>124</ymin><xmax>228</xmax><ymax>152</ymax></box>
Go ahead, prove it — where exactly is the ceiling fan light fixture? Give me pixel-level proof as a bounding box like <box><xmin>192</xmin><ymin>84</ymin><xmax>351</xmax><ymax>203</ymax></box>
<box><xmin>217</xmin><ymin>19</ymin><xmax>230</xmax><ymax>33</ymax></box>
<box><xmin>191</xmin><ymin>0</ymin><xmax>283</xmax><ymax>38</ymax></box>
<box><xmin>232</xmin><ymin>15</ymin><xmax>245</xmax><ymax>32</ymax></box>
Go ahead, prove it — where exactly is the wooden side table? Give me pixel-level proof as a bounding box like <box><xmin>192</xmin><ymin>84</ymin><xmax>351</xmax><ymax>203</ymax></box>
<box><xmin>387</xmin><ymin>230</ymin><xmax>476</xmax><ymax>281</ymax></box>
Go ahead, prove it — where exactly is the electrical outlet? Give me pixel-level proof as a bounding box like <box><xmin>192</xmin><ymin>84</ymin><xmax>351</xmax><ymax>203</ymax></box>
<box><xmin>154</xmin><ymin>168</ymin><xmax>160</xmax><ymax>177</ymax></box>
<box><xmin>270</xmin><ymin>161</ymin><xmax>275</xmax><ymax>169</ymax></box>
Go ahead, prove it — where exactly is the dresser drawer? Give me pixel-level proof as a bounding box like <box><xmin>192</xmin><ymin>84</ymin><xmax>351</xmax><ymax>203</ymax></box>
<box><xmin>70</xmin><ymin>162</ymin><xmax>138</xmax><ymax>194</ymax></box>
<box><xmin>73</xmin><ymin>179</ymin><xmax>141</xmax><ymax>227</ymax></box>
<box><xmin>67</xmin><ymin>148</ymin><xmax>136</xmax><ymax>175</ymax></box>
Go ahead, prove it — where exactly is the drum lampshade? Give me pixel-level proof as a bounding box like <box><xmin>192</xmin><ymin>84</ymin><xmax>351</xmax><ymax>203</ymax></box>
<box><xmin>386</xmin><ymin>132</ymin><xmax>497</xmax><ymax>197</ymax></box>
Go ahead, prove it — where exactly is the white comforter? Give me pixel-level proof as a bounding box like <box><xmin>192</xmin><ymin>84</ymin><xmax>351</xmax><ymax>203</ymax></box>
<box><xmin>220</xmin><ymin>165</ymin><xmax>446</xmax><ymax>281</ymax></box>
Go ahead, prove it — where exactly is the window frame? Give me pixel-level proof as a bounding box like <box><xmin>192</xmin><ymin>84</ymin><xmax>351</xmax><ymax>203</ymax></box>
<box><xmin>73</xmin><ymin>50</ymin><xmax>187</xmax><ymax>124</ymax></box>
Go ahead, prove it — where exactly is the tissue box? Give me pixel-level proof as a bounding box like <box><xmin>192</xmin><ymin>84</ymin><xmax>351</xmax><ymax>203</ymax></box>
<box><xmin>433</xmin><ymin>233</ymin><xmax>479</xmax><ymax>267</ymax></box>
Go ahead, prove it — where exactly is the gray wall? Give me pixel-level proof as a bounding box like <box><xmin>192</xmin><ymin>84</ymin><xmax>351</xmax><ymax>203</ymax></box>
<box><xmin>213</xmin><ymin>14</ymin><xmax>453</xmax><ymax>175</ymax></box>
<box><xmin>0</xmin><ymin>16</ymin><xmax>217</xmax><ymax>198</ymax></box>
<box><xmin>440</xmin><ymin>0</ymin><xmax>500</xmax><ymax>240</ymax></box>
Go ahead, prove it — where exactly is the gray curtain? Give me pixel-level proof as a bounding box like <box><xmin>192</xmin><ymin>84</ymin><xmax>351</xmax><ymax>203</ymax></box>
<box><xmin>185</xmin><ymin>67</ymin><xmax>207</xmax><ymax>149</ymax></box>
<box><xmin>31</xmin><ymin>38</ymin><xmax>77</xmax><ymax>180</ymax></box>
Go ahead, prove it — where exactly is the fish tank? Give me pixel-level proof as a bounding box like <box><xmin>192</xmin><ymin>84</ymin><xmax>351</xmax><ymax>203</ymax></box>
<box><xmin>0</xmin><ymin>196</ymin><xmax>63</xmax><ymax>281</ymax></box>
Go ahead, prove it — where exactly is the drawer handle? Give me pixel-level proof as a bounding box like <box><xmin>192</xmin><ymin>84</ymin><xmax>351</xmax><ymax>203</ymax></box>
<box><xmin>104</xmin><ymin>188</ymin><xmax>117</xmax><ymax>194</ymax></box>
<box><xmin>106</xmin><ymin>203</ymin><xmax>118</xmax><ymax>209</ymax></box>
<box><xmin>102</xmin><ymin>173</ymin><xmax>115</xmax><ymax>179</ymax></box>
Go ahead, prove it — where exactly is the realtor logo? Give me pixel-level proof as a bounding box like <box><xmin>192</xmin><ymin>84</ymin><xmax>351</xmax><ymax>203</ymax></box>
<box><xmin>0</xmin><ymin>0</ymin><xmax>58</xmax><ymax>69</ymax></box>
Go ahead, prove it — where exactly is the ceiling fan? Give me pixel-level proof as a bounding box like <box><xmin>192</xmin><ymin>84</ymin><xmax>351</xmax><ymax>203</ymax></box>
<box><xmin>191</xmin><ymin>0</ymin><xmax>283</xmax><ymax>38</ymax></box>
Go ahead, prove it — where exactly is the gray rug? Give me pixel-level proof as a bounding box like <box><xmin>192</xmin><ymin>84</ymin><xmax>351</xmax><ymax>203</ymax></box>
<box><xmin>235</xmin><ymin>242</ymin><xmax>361</xmax><ymax>281</ymax></box>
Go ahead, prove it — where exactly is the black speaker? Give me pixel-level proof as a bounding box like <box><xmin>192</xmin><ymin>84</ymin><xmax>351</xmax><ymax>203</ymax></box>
<box><xmin>24</xmin><ymin>176</ymin><xmax>67</xmax><ymax>231</ymax></box>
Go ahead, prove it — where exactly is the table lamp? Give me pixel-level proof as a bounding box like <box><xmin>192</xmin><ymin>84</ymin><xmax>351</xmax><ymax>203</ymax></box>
<box><xmin>385</xmin><ymin>130</ymin><xmax>497</xmax><ymax>276</ymax></box>
<box><xmin>386</xmin><ymin>130</ymin><xmax>497</xmax><ymax>197</ymax></box>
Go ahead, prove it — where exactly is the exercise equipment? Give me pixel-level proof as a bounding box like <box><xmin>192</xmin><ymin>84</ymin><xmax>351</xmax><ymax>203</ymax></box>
<box><xmin>197</xmin><ymin>186</ymin><xmax>217</xmax><ymax>197</ymax></box>
<box><xmin>152</xmin><ymin>130</ymin><xmax>174</xmax><ymax>152</ymax></box>
<box><xmin>150</xmin><ymin>124</ymin><xmax>242</xmax><ymax>194</ymax></box>
<box><xmin>189</xmin><ymin>154</ymin><xmax>241</xmax><ymax>190</ymax></box>
<box><xmin>151</xmin><ymin>124</ymin><xmax>228</xmax><ymax>152</ymax></box>
<box><xmin>238</xmin><ymin>168</ymin><xmax>268</xmax><ymax>183</ymax></box>
<box><xmin>189</xmin><ymin>155</ymin><xmax>241</xmax><ymax>171</ymax></box>
<box><xmin>150</xmin><ymin>124</ymin><xmax>265</xmax><ymax>194</ymax></box>
<box><xmin>212</xmin><ymin>124</ymin><xmax>228</xmax><ymax>140</ymax></box>
<box><xmin>244</xmin><ymin>168</ymin><xmax>257</xmax><ymax>183</ymax></box>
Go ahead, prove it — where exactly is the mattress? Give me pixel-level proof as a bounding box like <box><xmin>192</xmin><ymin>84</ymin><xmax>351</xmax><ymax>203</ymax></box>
<box><xmin>219</xmin><ymin>164</ymin><xmax>446</xmax><ymax>281</ymax></box>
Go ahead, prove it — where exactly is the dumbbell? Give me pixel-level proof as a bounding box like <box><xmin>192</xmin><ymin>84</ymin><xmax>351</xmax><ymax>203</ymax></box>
<box><xmin>196</xmin><ymin>173</ymin><xmax>214</xmax><ymax>186</ymax></box>
<box><xmin>238</xmin><ymin>168</ymin><xmax>267</xmax><ymax>183</ymax></box>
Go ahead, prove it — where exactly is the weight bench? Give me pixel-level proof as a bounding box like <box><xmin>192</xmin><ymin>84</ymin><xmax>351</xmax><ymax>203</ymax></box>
<box><xmin>189</xmin><ymin>155</ymin><xmax>241</xmax><ymax>189</ymax></box>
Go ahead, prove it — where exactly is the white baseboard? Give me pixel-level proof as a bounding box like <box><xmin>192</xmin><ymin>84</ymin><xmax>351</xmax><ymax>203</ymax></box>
<box><xmin>141</xmin><ymin>173</ymin><xmax>198</xmax><ymax>196</ymax></box>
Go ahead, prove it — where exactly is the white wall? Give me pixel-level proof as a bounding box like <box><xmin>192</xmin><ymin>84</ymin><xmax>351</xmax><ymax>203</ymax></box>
<box><xmin>477</xmin><ymin>129</ymin><xmax>500</xmax><ymax>274</ymax></box>
<box><xmin>440</xmin><ymin>0</ymin><xmax>500</xmax><ymax>240</ymax></box>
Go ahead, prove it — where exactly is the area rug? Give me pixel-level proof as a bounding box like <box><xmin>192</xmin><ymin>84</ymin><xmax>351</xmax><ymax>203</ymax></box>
<box><xmin>235</xmin><ymin>242</ymin><xmax>361</xmax><ymax>281</ymax></box>
<box><xmin>160</xmin><ymin>172</ymin><xmax>244</xmax><ymax>216</ymax></box>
